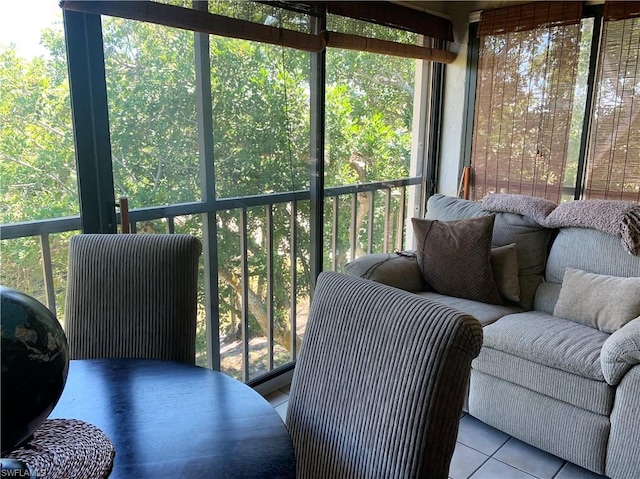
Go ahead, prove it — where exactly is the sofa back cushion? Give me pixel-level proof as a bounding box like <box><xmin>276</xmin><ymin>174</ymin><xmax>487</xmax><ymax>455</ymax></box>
<box><xmin>536</xmin><ymin>227</ymin><xmax>640</xmax><ymax>315</ymax></box>
<box><xmin>426</xmin><ymin>194</ymin><xmax>553</xmax><ymax>310</ymax></box>
<box><xmin>425</xmin><ymin>194</ymin><xmax>487</xmax><ymax>220</ymax></box>
<box><xmin>546</xmin><ymin>228</ymin><xmax>640</xmax><ymax>283</ymax></box>
<box><xmin>491</xmin><ymin>212</ymin><xmax>552</xmax><ymax>310</ymax></box>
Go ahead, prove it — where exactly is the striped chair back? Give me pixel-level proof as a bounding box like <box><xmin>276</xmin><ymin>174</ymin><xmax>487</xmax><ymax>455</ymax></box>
<box><xmin>65</xmin><ymin>234</ymin><xmax>202</xmax><ymax>364</ymax></box>
<box><xmin>287</xmin><ymin>271</ymin><xmax>483</xmax><ymax>479</ymax></box>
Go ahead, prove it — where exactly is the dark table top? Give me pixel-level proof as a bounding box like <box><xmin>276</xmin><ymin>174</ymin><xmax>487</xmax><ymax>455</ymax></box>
<box><xmin>50</xmin><ymin>358</ymin><xmax>295</xmax><ymax>479</ymax></box>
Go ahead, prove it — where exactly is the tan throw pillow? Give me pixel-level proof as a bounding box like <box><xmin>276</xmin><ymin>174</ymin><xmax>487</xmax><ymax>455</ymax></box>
<box><xmin>412</xmin><ymin>215</ymin><xmax>503</xmax><ymax>305</ymax></box>
<box><xmin>491</xmin><ymin>244</ymin><xmax>520</xmax><ymax>303</ymax></box>
<box><xmin>554</xmin><ymin>268</ymin><xmax>640</xmax><ymax>333</ymax></box>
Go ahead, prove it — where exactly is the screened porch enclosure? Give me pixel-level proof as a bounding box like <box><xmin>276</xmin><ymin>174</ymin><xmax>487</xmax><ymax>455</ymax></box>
<box><xmin>0</xmin><ymin>1</ymin><xmax>449</xmax><ymax>382</ymax></box>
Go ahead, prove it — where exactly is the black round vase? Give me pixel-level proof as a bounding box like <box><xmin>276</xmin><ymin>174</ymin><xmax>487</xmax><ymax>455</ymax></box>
<box><xmin>1</xmin><ymin>286</ymin><xmax>69</xmax><ymax>454</ymax></box>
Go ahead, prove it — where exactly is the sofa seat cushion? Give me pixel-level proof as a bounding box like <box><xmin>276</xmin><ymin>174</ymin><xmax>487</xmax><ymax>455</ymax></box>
<box><xmin>481</xmin><ymin>312</ymin><xmax>610</xmax><ymax>381</ymax></box>
<box><xmin>473</xmin><ymin>347</ymin><xmax>614</xmax><ymax>415</ymax></box>
<box><xmin>416</xmin><ymin>292</ymin><xmax>522</xmax><ymax>326</ymax></box>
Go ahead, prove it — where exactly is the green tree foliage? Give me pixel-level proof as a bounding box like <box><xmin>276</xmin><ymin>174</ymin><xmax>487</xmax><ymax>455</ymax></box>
<box><xmin>321</xmin><ymin>15</ymin><xmax>416</xmax><ymax>266</ymax></box>
<box><xmin>0</xmin><ymin>37</ymin><xmax>77</xmax><ymax>223</ymax></box>
<box><xmin>0</xmin><ymin>24</ymin><xmax>78</xmax><ymax>321</ymax></box>
<box><xmin>1</xmin><ymin>8</ymin><xmax>416</xmax><ymax>378</ymax></box>
<box><xmin>325</xmin><ymin>47</ymin><xmax>414</xmax><ymax>266</ymax></box>
<box><xmin>103</xmin><ymin>19</ymin><xmax>200</xmax><ymax>207</ymax></box>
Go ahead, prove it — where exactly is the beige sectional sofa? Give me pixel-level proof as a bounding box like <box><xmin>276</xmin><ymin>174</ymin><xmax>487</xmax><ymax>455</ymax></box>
<box><xmin>344</xmin><ymin>194</ymin><xmax>640</xmax><ymax>478</ymax></box>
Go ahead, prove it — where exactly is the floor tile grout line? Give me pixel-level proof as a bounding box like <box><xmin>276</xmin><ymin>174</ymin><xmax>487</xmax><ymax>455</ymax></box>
<box><xmin>550</xmin><ymin>462</ymin><xmax>570</xmax><ymax>479</ymax></box>
<box><xmin>488</xmin><ymin>455</ymin><xmax>563</xmax><ymax>479</ymax></box>
<box><xmin>464</xmin><ymin>453</ymin><xmax>492</xmax><ymax>479</ymax></box>
<box><xmin>456</xmin><ymin>436</ymin><xmax>511</xmax><ymax>457</ymax></box>
<box><xmin>489</xmin><ymin>436</ymin><xmax>568</xmax><ymax>479</ymax></box>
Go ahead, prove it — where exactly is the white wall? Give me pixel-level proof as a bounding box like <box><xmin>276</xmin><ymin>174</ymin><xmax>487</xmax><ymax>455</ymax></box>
<box><xmin>399</xmin><ymin>1</ymin><xmax>472</xmax><ymax>196</ymax></box>
<box><xmin>438</xmin><ymin>6</ymin><xmax>474</xmax><ymax>196</ymax></box>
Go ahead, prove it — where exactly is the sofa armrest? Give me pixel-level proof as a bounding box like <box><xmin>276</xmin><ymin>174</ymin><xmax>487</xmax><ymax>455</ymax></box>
<box><xmin>601</xmin><ymin>316</ymin><xmax>640</xmax><ymax>386</ymax></box>
<box><xmin>342</xmin><ymin>252</ymin><xmax>426</xmax><ymax>292</ymax></box>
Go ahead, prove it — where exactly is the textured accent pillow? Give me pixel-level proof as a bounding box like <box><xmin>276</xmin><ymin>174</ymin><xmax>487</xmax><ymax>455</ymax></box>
<box><xmin>412</xmin><ymin>215</ymin><xmax>503</xmax><ymax>305</ymax></box>
<box><xmin>491</xmin><ymin>244</ymin><xmax>520</xmax><ymax>302</ymax></box>
<box><xmin>554</xmin><ymin>268</ymin><xmax>640</xmax><ymax>333</ymax></box>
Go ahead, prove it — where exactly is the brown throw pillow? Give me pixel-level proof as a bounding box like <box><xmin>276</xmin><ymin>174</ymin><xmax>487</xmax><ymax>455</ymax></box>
<box><xmin>412</xmin><ymin>215</ymin><xmax>503</xmax><ymax>305</ymax></box>
<box><xmin>491</xmin><ymin>243</ymin><xmax>520</xmax><ymax>303</ymax></box>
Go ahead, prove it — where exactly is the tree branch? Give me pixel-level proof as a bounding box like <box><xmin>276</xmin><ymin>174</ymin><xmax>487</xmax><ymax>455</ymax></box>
<box><xmin>1</xmin><ymin>152</ymin><xmax>75</xmax><ymax>197</ymax></box>
<box><xmin>35</xmin><ymin>120</ymin><xmax>66</xmax><ymax>138</ymax></box>
<box><xmin>218</xmin><ymin>268</ymin><xmax>302</xmax><ymax>354</ymax></box>
<box><xmin>355</xmin><ymin>71</ymin><xmax>414</xmax><ymax>95</ymax></box>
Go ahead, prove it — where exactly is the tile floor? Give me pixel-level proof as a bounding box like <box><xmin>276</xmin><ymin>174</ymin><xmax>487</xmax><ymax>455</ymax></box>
<box><xmin>263</xmin><ymin>387</ymin><xmax>608</xmax><ymax>479</ymax></box>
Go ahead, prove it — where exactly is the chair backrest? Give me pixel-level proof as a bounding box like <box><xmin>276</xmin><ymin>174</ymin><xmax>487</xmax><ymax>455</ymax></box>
<box><xmin>65</xmin><ymin>233</ymin><xmax>202</xmax><ymax>364</ymax></box>
<box><xmin>286</xmin><ymin>272</ymin><xmax>483</xmax><ymax>479</ymax></box>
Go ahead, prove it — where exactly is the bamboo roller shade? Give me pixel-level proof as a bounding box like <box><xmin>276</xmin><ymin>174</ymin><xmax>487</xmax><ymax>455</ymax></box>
<box><xmin>471</xmin><ymin>17</ymin><xmax>582</xmax><ymax>202</ymax></box>
<box><xmin>604</xmin><ymin>1</ymin><xmax>640</xmax><ymax>21</ymax></box>
<box><xmin>323</xmin><ymin>32</ymin><xmax>456</xmax><ymax>63</ymax></box>
<box><xmin>326</xmin><ymin>1</ymin><xmax>453</xmax><ymax>42</ymax></box>
<box><xmin>584</xmin><ymin>6</ymin><xmax>640</xmax><ymax>202</ymax></box>
<box><xmin>60</xmin><ymin>1</ymin><xmax>456</xmax><ymax>63</ymax></box>
<box><xmin>477</xmin><ymin>1</ymin><xmax>582</xmax><ymax>36</ymax></box>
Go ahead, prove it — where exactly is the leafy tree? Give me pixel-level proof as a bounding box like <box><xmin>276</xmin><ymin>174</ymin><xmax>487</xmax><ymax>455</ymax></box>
<box><xmin>0</xmin><ymin>25</ymin><xmax>78</xmax><ymax>322</ymax></box>
<box><xmin>1</xmin><ymin>7</ymin><xmax>416</xmax><ymax>379</ymax></box>
<box><xmin>0</xmin><ymin>43</ymin><xmax>77</xmax><ymax>223</ymax></box>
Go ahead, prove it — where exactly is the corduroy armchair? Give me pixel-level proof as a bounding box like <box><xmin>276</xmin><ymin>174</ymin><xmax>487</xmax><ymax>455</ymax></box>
<box><xmin>65</xmin><ymin>233</ymin><xmax>202</xmax><ymax>364</ymax></box>
<box><xmin>286</xmin><ymin>272</ymin><xmax>483</xmax><ymax>479</ymax></box>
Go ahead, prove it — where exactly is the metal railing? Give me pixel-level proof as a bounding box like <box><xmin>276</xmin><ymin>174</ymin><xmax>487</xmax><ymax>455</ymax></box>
<box><xmin>0</xmin><ymin>177</ymin><xmax>419</xmax><ymax>380</ymax></box>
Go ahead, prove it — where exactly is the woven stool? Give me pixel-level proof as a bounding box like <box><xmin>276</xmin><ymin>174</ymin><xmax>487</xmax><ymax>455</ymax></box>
<box><xmin>8</xmin><ymin>419</ymin><xmax>115</xmax><ymax>479</ymax></box>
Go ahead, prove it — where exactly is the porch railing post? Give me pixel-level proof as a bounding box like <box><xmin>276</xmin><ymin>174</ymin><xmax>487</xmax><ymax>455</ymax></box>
<box><xmin>39</xmin><ymin>233</ymin><xmax>57</xmax><ymax>315</ymax></box>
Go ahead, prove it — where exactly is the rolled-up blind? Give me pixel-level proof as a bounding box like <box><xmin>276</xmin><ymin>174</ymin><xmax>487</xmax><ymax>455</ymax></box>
<box><xmin>477</xmin><ymin>1</ymin><xmax>582</xmax><ymax>37</ymax></box>
<box><xmin>583</xmin><ymin>2</ymin><xmax>640</xmax><ymax>203</ymax></box>
<box><xmin>603</xmin><ymin>1</ymin><xmax>640</xmax><ymax>22</ymax></box>
<box><xmin>60</xmin><ymin>0</ymin><xmax>456</xmax><ymax>62</ymax></box>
